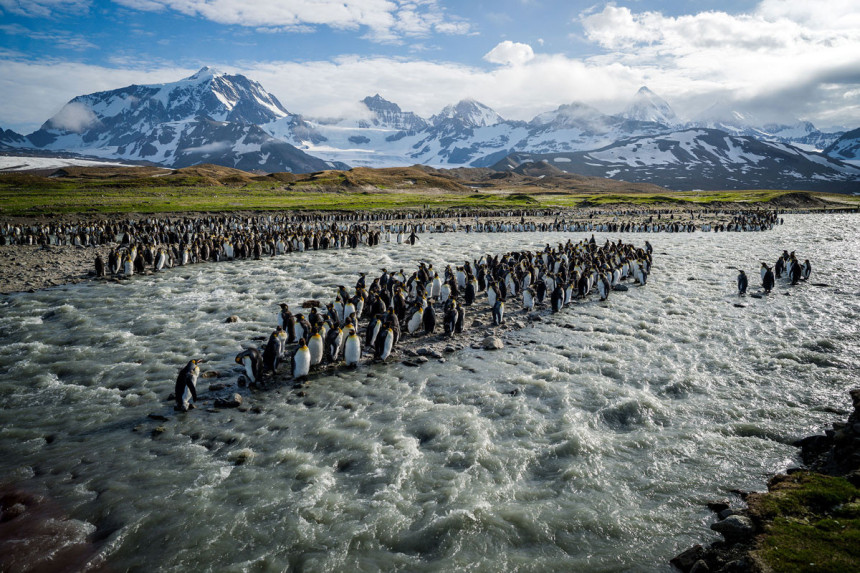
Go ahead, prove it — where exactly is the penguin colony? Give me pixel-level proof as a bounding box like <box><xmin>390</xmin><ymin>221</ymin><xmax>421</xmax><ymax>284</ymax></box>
<box><xmin>0</xmin><ymin>208</ymin><xmax>778</xmax><ymax>248</ymax></box>
<box><xmin>740</xmin><ymin>250</ymin><xmax>813</xmax><ymax>296</ymax></box>
<box><xmin>195</xmin><ymin>235</ymin><xmax>654</xmax><ymax>406</ymax></box>
<box><xmin>0</xmin><ymin>208</ymin><xmax>772</xmax><ymax>288</ymax></box>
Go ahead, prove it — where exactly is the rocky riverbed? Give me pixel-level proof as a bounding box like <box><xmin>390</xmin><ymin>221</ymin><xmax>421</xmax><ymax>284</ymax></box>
<box><xmin>672</xmin><ymin>388</ymin><xmax>860</xmax><ymax>573</ymax></box>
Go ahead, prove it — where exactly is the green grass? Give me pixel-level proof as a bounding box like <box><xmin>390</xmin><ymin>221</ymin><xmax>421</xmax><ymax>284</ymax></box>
<box><xmin>752</xmin><ymin>472</ymin><xmax>860</xmax><ymax>573</ymax></box>
<box><xmin>1</xmin><ymin>174</ymin><xmax>857</xmax><ymax>216</ymax></box>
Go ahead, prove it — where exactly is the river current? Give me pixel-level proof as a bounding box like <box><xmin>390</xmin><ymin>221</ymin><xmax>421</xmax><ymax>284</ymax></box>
<box><xmin>1</xmin><ymin>214</ymin><xmax>858</xmax><ymax>572</ymax></box>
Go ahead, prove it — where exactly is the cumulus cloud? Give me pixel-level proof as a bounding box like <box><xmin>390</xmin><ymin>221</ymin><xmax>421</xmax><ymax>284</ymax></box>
<box><xmin>47</xmin><ymin>101</ymin><xmax>98</xmax><ymax>132</ymax></box>
<box><xmin>0</xmin><ymin>0</ymin><xmax>90</xmax><ymax>17</ymax></box>
<box><xmin>111</xmin><ymin>0</ymin><xmax>470</xmax><ymax>42</ymax></box>
<box><xmin>578</xmin><ymin>1</ymin><xmax>860</xmax><ymax>126</ymax></box>
<box><xmin>483</xmin><ymin>41</ymin><xmax>535</xmax><ymax>66</ymax></box>
<box><xmin>3</xmin><ymin>0</ymin><xmax>860</xmax><ymax>134</ymax></box>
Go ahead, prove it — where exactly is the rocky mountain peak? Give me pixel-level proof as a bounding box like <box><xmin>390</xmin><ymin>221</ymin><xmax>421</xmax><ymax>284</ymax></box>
<box><xmin>433</xmin><ymin>99</ymin><xmax>503</xmax><ymax>128</ymax></box>
<box><xmin>624</xmin><ymin>86</ymin><xmax>679</xmax><ymax>126</ymax></box>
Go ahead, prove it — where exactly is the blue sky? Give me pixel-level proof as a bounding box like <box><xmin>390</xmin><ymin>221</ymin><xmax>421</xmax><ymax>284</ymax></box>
<box><xmin>1</xmin><ymin>0</ymin><xmax>859</xmax><ymax>133</ymax></box>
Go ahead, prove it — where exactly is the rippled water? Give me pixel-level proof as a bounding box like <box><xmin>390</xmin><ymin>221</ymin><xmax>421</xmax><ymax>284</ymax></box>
<box><xmin>1</xmin><ymin>214</ymin><xmax>858</xmax><ymax>572</ymax></box>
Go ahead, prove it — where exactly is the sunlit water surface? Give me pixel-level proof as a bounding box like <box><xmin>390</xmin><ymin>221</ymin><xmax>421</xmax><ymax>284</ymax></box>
<box><xmin>1</xmin><ymin>214</ymin><xmax>859</xmax><ymax>572</ymax></box>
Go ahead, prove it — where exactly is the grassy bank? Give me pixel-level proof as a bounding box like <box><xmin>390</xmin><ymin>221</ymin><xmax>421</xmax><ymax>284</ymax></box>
<box><xmin>749</xmin><ymin>472</ymin><xmax>860</xmax><ymax>572</ymax></box>
<box><xmin>1</xmin><ymin>165</ymin><xmax>858</xmax><ymax>216</ymax></box>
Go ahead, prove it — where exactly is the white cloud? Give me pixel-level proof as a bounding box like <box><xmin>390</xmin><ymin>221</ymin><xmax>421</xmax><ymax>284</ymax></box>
<box><xmin>0</xmin><ymin>60</ymin><xmax>194</xmax><ymax>132</ymax></box>
<box><xmin>180</xmin><ymin>141</ymin><xmax>232</xmax><ymax>154</ymax></box>
<box><xmin>2</xmin><ymin>0</ymin><xmax>860</xmax><ymax>134</ymax></box>
<box><xmin>0</xmin><ymin>23</ymin><xmax>97</xmax><ymax>50</ymax></box>
<box><xmin>47</xmin><ymin>101</ymin><xmax>98</xmax><ymax>132</ymax></box>
<box><xmin>578</xmin><ymin>2</ymin><xmax>860</xmax><ymax>126</ymax></box>
<box><xmin>111</xmin><ymin>0</ymin><xmax>470</xmax><ymax>42</ymax></box>
<box><xmin>483</xmin><ymin>41</ymin><xmax>535</xmax><ymax>66</ymax></box>
<box><xmin>0</xmin><ymin>0</ymin><xmax>90</xmax><ymax>17</ymax></box>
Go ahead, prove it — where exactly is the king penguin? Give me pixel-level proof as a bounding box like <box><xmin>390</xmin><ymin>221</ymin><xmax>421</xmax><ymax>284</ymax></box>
<box><xmin>235</xmin><ymin>348</ymin><xmax>263</xmax><ymax>384</ymax></box>
<box><xmin>308</xmin><ymin>330</ymin><xmax>324</xmax><ymax>367</ymax></box>
<box><xmin>344</xmin><ymin>328</ymin><xmax>361</xmax><ymax>367</ymax></box>
<box><xmin>492</xmin><ymin>299</ymin><xmax>505</xmax><ymax>325</ymax></box>
<box><xmin>291</xmin><ymin>338</ymin><xmax>311</xmax><ymax>379</ymax></box>
<box><xmin>174</xmin><ymin>359</ymin><xmax>201</xmax><ymax>412</ymax></box>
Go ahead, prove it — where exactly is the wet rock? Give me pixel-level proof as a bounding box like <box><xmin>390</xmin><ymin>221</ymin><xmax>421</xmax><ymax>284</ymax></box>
<box><xmin>214</xmin><ymin>393</ymin><xmax>243</xmax><ymax>408</ymax></box>
<box><xmin>671</xmin><ymin>544</ymin><xmax>705</xmax><ymax>572</ymax></box>
<box><xmin>237</xmin><ymin>375</ymin><xmax>248</xmax><ymax>387</ymax></box>
<box><xmin>687</xmin><ymin>277</ymin><xmax>696</xmax><ymax>281</ymax></box>
<box><xmin>403</xmin><ymin>349</ymin><xmax>418</xmax><ymax>357</ymax></box>
<box><xmin>147</xmin><ymin>413</ymin><xmax>168</xmax><ymax>422</ymax></box>
<box><xmin>482</xmin><ymin>336</ymin><xmax>503</xmax><ymax>350</ymax></box>
<box><xmin>208</xmin><ymin>382</ymin><xmax>227</xmax><ymax>392</ymax></box>
<box><xmin>416</xmin><ymin>356</ymin><xmax>429</xmax><ymax>364</ymax></box>
<box><xmin>472</xmin><ymin>320</ymin><xmax>484</xmax><ymax>327</ymax></box>
<box><xmin>3</xmin><ymin>502</ymin><xmax>27</xmax><ymax>521</ymax></box>
<box><xmin>402</xmin><ymin>360</ymin><xmax>419</xmax><ymax>367</ymax></box>
<box><xmin>250</xmin><ymin>405</ymin><xmax>263</xmax><ymax>414</ymax></box>
<box><xmin>707</xmin><ymin>501</ymin><xmax>730</xmax><ymax>513</ymax></box>
<box><xmin>507</xmin><ymin>389</ymin><xmax>519</xmax><ymax>396</ymax></box>
<box><xmin>528</xmin><ymin>313</ymin><xmax>543</xmax><ymax>321</ymax></box>
<box><xmin>689</xmin><ymin>560</ymin><xmax>710</xmax><ymax>573</ymax></box>
<box><xmin>733</xmin><ymin>303</ymin><xmax>746</xmax><ymax>308</ymax></box>
<box><xmin>444</xmin><ymin>346</ymin><xmax>456</xmax><ymax>353</ymax></box>
<box><xmin>718</xmin><ymin>508</ymin><xmax>736</xmax><ymax>520</ymax></box>
<box><xmin>201</xmin><ymin>370</ymin><xmax>219</xmax><ymax>379</ymax></box>
<box><xmin>613</xmin><ymin>284</ymin><xmax>629</xmax><ymax>291</ymax></box>
<box><xmin>710</xmin><ymin>515</ymin><xmax>754</xmax><ymax>543</ymax></box>
<box><xmin>225</xmin><ymin>315</ymin><xmax>239</xmax><ymax>323</ymax></box>
<box><xmin>151</xmin><ymin>426</ymin><xmax>166</xmax><ymax>437</ymax></box>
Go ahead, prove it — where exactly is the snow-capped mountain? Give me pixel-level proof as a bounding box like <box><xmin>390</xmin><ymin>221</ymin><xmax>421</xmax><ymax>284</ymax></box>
<box><xmin>20</xmin><ymin>67</ymin><xmax>335</xmax><ymax>173</ymax></box>
<box><xmin>431</xmin><ymin>99</ymin><xmax>504</xmax><ymax>128</ymax></box>
<box><xmin>624</xmin><ymin>86</ymin><xmax>680</xmax><ymax>126</ymax></box>
<box><xmin>0</xmin><ymin>127</ymin><xmax>27</xmax><ymax>150</ymax></box>
<box><xmin>691</xmin><ymin>105</ymin><xmax>843</xmax><ymax>151</ymax></box>
<box><xmin>823</xmin><ymin>128</ymin><xmax>860</xmax><ymax>165</ymax></box>
<box><xmin>3</xmin><ymin>67</ymin><xmax>857</xmax><ymax>190</ymax></box>
<box><xmin>358</xmin><ymin>95</ymin><xmax>429</xmax><ymax>132</ymax></box>
<box><xmin>493</xmin><ymin>129</ymin><xmax>860</xmax><ymax>193</ymax></box>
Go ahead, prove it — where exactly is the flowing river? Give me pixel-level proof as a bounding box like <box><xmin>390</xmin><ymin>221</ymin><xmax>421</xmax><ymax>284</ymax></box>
<box><xmin>1</xmin><ymin>214</ymin><xmax>858</xmax><ymax>572</ymax></box>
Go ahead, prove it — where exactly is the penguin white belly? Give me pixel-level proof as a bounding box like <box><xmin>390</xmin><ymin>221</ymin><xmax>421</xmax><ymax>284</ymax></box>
<box><xmin>242</xmin><ymin>357</ymin><xmax>256</xmax><ymax>382</ymax></box>
<box><xmin>293</xmin><ymin>349</ymin><xmax>310</xmax><ymax>378</ymax></box>
<box><xmin>379</xmin><ymin>333</ymin><xmax>393</xmax><ymax>360</ymax></box>
<box><xmin>308</xmin><ymin>337</ymin><xmax>323</xmax><ymax>365</ymax></box>
<box><xmin>407</xmin><ymin>311</ymin><xmax>422</xmax><ymax>334</ymax></box>
<box><xmin>344</xmin><ymin>336</ymin><xmax>361</xmax><ymax>366</ymax></box>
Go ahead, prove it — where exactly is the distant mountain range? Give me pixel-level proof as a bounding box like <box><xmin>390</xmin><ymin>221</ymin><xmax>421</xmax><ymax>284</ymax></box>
<box><xmin>2</xmin><ymin>67</ymin><xmax>858</xmax><ymax>192</ymax></box>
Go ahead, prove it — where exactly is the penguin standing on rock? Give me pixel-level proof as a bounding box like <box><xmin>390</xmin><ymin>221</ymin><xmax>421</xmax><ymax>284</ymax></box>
<box><xmin>308</xmin><ymin>331</ymin><xmax>324</xmax><ymax>367</ymax></box>
<box><xmin>423</xmin><ymin>304</ymin><xmax>436</xmax><ymax>335</ymax></box>
<box><xmin>291</xmin><ymin>339</ymin><xmax>311</xmax><ymax>379</ymax></box>
<box><xmin>235</xmin><ymin>348</ymin><xmax>263</xmax><ymax>384</ymax></box>
<box><xmin>344</xmin><ymin>328</ymin><xmax>361</xmax><ymax>367</ymax></box>
<box><xmin>174</xmin><ymin>359</ymin><xmax>201</xmax><ymax>412</ymax></box>
<box><xmin>325</xmin><ymin>325</ymin><xmax>343</xmax><ymax>363</ymax></box>
<box><xmin>492</xmin><ymin>299</ymin><xmax>505</xmax><ymax>325</ymax></box>
<box><xmin>263</xmin><ymin>329</ymin><xmax>283</xmax><ymax>374</ymax></box>
<box><xmin>91</xmin><ymin>253</ymin><xmax>105</xmax><ymax>277</ymax></box>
